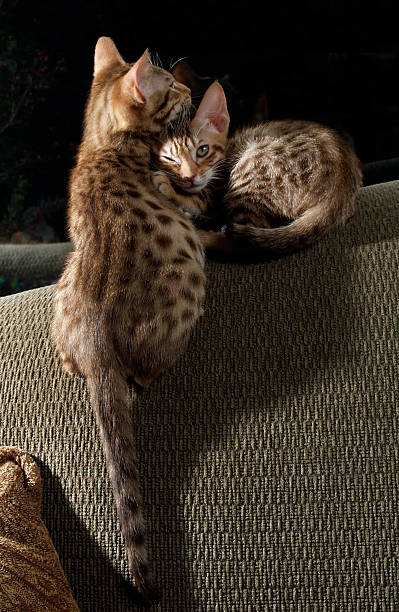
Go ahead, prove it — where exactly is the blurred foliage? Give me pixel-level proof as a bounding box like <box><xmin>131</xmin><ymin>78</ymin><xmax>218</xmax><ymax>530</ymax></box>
<box><xmin>0</xmin><ymin>0</ymin><xmax>70</xmax><ymax>239</ymax></box>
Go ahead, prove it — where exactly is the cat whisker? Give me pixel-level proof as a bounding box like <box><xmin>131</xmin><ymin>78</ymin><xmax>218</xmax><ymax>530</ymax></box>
<box><xmin>170</xmin><ymin>56</ymin><xmax>189</xmax><ymax>71</ymax></box>
<box><xmin>149</xmin><ymin>51</ymin><xmax>163</xmax><ymax>68</ymax></box>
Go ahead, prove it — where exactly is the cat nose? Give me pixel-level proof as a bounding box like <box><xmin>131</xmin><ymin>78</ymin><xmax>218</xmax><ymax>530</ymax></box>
<box><xmin>184</xmin><ymin>176</ymin><xmax>196</xmax><ymax>184</ymax></box>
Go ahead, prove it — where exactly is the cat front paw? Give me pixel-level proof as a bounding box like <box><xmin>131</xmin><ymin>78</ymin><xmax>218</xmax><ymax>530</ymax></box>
<box><xmin>152</xmin><ymin>171</ymin><xmax>175</xmax><ymax>199</ymax></box>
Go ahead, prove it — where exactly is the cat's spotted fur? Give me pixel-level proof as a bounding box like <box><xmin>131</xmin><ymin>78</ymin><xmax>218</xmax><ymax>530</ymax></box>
<box><xmin>52</xmin><ymin>38</ymin><xmax>205</xmax><ymax>602</ymax></box>
<box><xmin>155</xmin><ymin>82</ymin><xmax>363</xmax><ymax>255</ymax></box>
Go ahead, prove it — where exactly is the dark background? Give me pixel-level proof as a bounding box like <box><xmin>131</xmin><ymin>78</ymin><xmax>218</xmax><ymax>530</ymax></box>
<box><xmin>1</xmin><ymin>0</ymin><xmax>398</xmax><ymax>242</ymax></box>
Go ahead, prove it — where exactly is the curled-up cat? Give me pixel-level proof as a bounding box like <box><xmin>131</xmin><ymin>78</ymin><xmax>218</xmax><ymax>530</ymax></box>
<box><xmin>153</xmin><ymin>82</ymin><xmax>363</xmax><ymax>255</ymax></box>
<box><xmin>52</xmin><ymin>37</ymin><xmax>206</xmax><ymax>602</ymax></box>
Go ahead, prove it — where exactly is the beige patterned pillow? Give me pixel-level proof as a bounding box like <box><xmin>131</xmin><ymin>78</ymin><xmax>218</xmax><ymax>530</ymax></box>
<box><xmin>0</xmin><ymin>447</ymin><xmax>79</xmax><ymax>611</ymax></box>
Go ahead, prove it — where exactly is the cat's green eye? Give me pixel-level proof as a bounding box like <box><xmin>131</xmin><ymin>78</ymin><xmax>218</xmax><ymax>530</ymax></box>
<box><xmin>197</xmin><ymin>145</ymin><xmax>209</xmax><ymax>158</ymax></box>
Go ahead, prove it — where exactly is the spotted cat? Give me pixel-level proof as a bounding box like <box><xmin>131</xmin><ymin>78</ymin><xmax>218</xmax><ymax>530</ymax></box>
<box><xmin>154</xmin><ymin>83</ymin><xmax>363</xmax><ymax>255</ymax></box>
<box><xmin>52</xmin><ymin>37</ymin><xmax>205</xmax><ymax>602</ymax></box>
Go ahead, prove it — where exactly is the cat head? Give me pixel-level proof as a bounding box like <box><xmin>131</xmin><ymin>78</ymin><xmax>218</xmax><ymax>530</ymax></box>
<box><xmin>82</xmin><ymin>37</ymin><xmax>191</xmax><ymax>150</ymax></box>
<box><xmin>156</xmin><ymin>81</ymin><xmax>230</xmax><ymax>194</ymax></box>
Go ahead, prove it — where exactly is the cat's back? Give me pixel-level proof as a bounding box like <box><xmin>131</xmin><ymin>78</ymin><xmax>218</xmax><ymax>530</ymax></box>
<box><xmin>61</xmin><ymin>150</ymin><xmax>205</xmax><ymax>307</ymax></box>
<box><xmin>68</xmin><ymin>147</ymin><xmax>150</xmax><ymax>234</ymax></box>
<box><xmin>54</xmin><ymin>148</ymin><xmax>206</xmax><ymax>381</ymax></box>
<box><xmin>223</xmin><ymin>119</ymin><xmax>362</xmax><ymax>223</ymax></box>
<box><xmin>227</xmin><ymin>119</ymin><xmax>362</xmax><ymax>191</ymax></box>
<box><xmin>228</xmin><ymin>120</ymin><xmax>353</xmax><ymax>161</ymax></box>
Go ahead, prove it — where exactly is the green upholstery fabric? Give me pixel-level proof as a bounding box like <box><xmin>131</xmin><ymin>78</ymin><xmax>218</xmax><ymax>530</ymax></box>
<box><xmin>0</xmin><ymin>242</ymin><xmax>72</xmax><ymax>294</ymax></box>
<box><xmin>1</xmin><ymin>181</ymin><xmax>398</xmax><ymax>611</ymax></box>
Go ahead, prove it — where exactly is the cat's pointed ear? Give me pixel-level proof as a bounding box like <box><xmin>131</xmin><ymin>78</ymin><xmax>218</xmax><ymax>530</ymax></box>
<box><xmin>191</xmin><ymin>81</ymin><xmax>230</xmax><ymax>135</ymax></box>
<box><xmin>94</xmin><ymin>37</ymin><xmax>124</xmax><ymax>76</ymax></box>
<box><xmin>121</xmin><ymin>49</ymin><xmax>153</xmax><ymax>103</ymax></box>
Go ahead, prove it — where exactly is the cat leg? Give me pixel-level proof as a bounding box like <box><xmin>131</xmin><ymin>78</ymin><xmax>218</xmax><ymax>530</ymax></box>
<box><xmin>133</xmin><ymin>374</ymin><xmax>156</xmax><ymax>388</ymax></box>
<box><xmin>60</xmin><ymin>351</ymin><xmax>79</xmax><ymax>375</ymax></box>
<box><xmin>152</xmin><ymin>171</ymin><xmax>210</xmax><ymax>215</ymax></box>
<box><xmin>196</xmin><ymin>229</ymin><xmax>246</xmax><ymax>254</ymax></box>
<box><xmin>133</xmin><ymin>369</ymin><xmax>164</xmax><ymax>388</ymax></box>
<box><xmin>152</xmin><ymin>170</ymin><xmax>176</xmax><ymax>199</ymax></box>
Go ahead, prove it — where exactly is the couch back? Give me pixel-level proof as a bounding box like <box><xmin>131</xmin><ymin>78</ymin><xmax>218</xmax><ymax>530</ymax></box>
<box><xmin>1</xmin><ymin>181</ymin><xmax>398</xmax><ymax>611</ymax></box>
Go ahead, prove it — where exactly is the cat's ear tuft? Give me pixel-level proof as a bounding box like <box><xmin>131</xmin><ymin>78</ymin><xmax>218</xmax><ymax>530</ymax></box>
<box><xmin>192</xmin><ymin>81</ymin><xmax>230</xmax><ymax>134</ymax></box>
<box><xmin>94</xmin><ymin>37</ymin><xmax>124</xmax><ymax>76</ymax></box>
<box><xmin>121</xmin><ymin>49</ymin><xmax>152</xmax><ymax>103</ymax></box>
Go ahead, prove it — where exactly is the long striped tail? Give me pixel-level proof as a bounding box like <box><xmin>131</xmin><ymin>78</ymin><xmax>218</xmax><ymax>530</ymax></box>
<box><xmin>86</xmin><ymin>366</ymin><xmax>159</xmax><ymax>603</ymax></box>
<box><xmin>229</xmin><ymin>199</ymin><xmax>354</xmax><ymax>254</ymax></box>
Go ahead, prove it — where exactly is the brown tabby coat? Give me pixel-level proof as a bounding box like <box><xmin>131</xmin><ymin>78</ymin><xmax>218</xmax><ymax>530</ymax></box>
<box><xmin>155</xmin><ymin>83</ymin><xmax>363</xmax><ymax>255</ymax></box>
<box><xmin>52</xmin><ymin>38</ymin><xmax>205</xmax><ymax>602</ymax></box>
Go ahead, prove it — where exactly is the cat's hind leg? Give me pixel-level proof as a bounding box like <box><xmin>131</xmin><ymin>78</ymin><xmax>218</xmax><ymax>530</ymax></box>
<box><xmin>59</xmin><ymin>351</ymin><xmax>79</xmax><ymax>375</ymax></box>
<box><xmin>197</xmin><ymin>229</ymin><xmax>246</xmax><ymax>254</ymax></box>
<box><xmin>133</xmin><ymin>366</ymin><xmax>166</xmax><ymax>388</ymax></box>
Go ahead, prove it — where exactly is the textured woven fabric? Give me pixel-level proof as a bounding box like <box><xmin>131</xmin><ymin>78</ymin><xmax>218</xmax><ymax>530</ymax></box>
<box><xmin>0</xmin><ymin>181</ymin><xmax>398</xmax><ymax>611</ymax></box>
<box><xmin>0</xmin><ymin>242</ymin><xmax>72</xmax><ymax>294</ymax></box>
<box><xmin>0</xmin><ymin>446</ymin><xmax>79</xmax><ymax>611</ymax></box>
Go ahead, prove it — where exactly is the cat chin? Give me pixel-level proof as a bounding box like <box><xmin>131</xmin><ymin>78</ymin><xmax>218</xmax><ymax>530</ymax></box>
<box><xmin>184</xmin><ymin>184</ymin><xmax>207</xmax><ymax>194</ymax></box>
